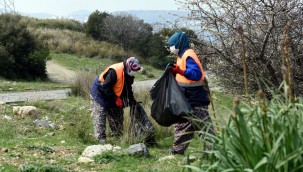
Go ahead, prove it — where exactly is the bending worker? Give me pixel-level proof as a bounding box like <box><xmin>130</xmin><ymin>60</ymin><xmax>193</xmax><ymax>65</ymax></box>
<box><xmin>90</xmin><ymin>57</ymin><xmax>141</xmax><ymax>143</ymax></box>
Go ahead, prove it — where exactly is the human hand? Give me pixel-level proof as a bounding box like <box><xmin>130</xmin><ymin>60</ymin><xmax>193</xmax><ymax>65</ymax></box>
<box><xmin>115</xmin><ymin>97</ymin><xmax>123</xmax><ymax>108</ymax></box>
<box><xmin>170</xmin><ymin>64</ymin><xmax>184</xmax><ymax>75</ymax></box>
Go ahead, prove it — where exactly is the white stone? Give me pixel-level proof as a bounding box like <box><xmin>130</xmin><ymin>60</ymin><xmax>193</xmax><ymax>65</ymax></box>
<box><xmin>159</xmin><ymin>155</ymin><xmax>176</xmax><ymax>161</ymax></box>
<box><xmin>78</xmin><ymin>157</ymin><xmax>94</xmax><ymax>163</ymax></box>
<box><xmin>81</xmin><ymin>144</ymin><xmax>122</xmax><ymax>159</ymax></box>
<box><xmin>13</xmin><ymin>106</ymin><xmax>39</xmax><ymax>119</ymax></box>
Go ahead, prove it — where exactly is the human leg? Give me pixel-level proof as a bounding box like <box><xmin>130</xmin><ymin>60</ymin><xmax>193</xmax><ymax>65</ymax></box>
<box><xmin>194</xmin><ymin>106</ymin><xmax>215</xmax><ymax>150</ymax></box>
<box><xmin>90</xmin><ymin>95</ymin><xmax>107</xmax><ymax>142</ymax></box>
<box><xmin>172</xmin><ymin>120</ymin><xmax>194</xmax><ymax>154</ymax></box>
<box><xmin>107</xmin><ymin>107</ymin><xmax>124</xmax><ymax>137</ymax></box>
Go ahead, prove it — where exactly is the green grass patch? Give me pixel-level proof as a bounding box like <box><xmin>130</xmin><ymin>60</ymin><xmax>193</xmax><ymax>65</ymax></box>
<box><xmin>0</xmin><ymin>91</ymin><xmax>233</xmax><ymax>171</ymax></box>
<box><xmin>50</xmin><ymin>52</ymin><xmax>164</xmax><ymax>81</ymax></box>
<box><xmin>0</xmin><ymin>79</ymin><xmax>68</xmax><ymax>93</ymax></box>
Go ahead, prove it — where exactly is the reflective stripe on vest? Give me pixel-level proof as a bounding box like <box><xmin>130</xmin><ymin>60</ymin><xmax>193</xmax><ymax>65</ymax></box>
<box><xmin>99</xmin><ymin>62</ymin><xmax>125</xmax><ymax>97</ymax></box>
<box><xmin>176</xmin><ymin>49</ymin><xmax>205</xmax><ymax>86</ymax></box>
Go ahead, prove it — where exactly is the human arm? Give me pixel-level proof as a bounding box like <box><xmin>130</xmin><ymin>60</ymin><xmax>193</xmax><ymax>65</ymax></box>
<box><xmin>170</xmin><ymin>57</ymin><xmax>202</xmax><ymax>81</ymax></box>
<box><xmin>183</xmin><ymin>57</ymin><xmax>203</xmax><ymax>81</ymax></box>
<box><xmin>124</xmin><ymin>74</ymin><xmax>136</xmax><ymax>106</ymax></box>
<box><xmin>101</xmin><ymin>69</ymin><xmax>117</xmax><ymax>97</ymax></box>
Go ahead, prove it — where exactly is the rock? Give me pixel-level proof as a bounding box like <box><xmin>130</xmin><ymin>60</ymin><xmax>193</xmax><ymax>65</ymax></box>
<box><xmin>1</xmin><ymin>148</ymin><xmax>8</xmax><ymax>153</ymax></box>
<box><xmin>81</xmin><ymin>144</ymin><xmax>122</xmax><ymax>159</ymax></box>
<box><xmin>4</xmin><ymin>115</ymin><xmax>13</xmax><ymax>121</ymax></box>
<box><xmin>13</xmin><ymin>106</ymin><xmax>39</xmax><ymax>119</ymax></box>
<box><xmin>127</xmin><ymin>143</ymin><xmax>149</xmax><ymax>157</ymax></box>
<box><xmin>158</xmin><ymin>155</ymin><xmax>176</xmax><ymax>161</ymax></box>
<box><xmin>34</xmin><ymin>119</ymin><xmax>51</xmax><ymax>128</ymax></box>
<box><xmin>78</xmin><ymin>157</ymin><xmax>94</xmax><ymax>163</ymax></box>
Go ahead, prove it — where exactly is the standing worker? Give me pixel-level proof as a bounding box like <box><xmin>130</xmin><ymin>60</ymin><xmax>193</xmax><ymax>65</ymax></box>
<box><xmin>90</xmin><ymin>57</ymin><xmax>141</xmax><ymax>143</ymax></box>
<box><xmin>165</xmin><ymin>31</ymin><xmax>215</xmax><ymax>154</ymax></box>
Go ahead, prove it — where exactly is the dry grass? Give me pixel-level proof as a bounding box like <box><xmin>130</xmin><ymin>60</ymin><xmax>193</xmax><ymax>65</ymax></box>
<box><xmin>28</xmin><ymin>27</ymin><xmax>128</xmax><ymax>60</ymax></box>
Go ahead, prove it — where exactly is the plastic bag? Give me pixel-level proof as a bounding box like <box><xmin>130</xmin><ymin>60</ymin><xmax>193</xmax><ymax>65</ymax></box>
<box><xmin>129</xmin><ymin>102</ymin><xmax>156</xmax><ymax>144</ymax></box>
<box><xmin>150</xmin><ymin>64</ymin><xmax>193</xmax><ymax>127</ymax></box>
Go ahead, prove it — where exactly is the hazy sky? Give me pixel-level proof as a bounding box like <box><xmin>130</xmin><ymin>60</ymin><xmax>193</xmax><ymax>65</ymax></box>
<box><xmin>13</xmin><ymin>0</ymin><xmax>181</xmax><ymax>16</ymax></box>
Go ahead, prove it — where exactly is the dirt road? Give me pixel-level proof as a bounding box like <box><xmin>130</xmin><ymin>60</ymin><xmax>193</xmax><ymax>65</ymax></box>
<box><xmin>46</xmin><ymin>61</ymin><xmax>76</xmax><ymax>84</ymax></box>
<box><xmin>0</xmin><ymin>61</ymin><xmax>156</xmax><ymax>103</ymax></box>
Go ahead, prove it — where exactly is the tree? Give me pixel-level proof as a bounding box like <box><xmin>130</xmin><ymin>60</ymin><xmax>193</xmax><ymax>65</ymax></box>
<box><xmin>181</xmin><ymin>0</ymin><xmax>303</xmax><ymax>95</ymax></box>
<box><xmin>103</xmin><ymin>13</ymin><xmax>153</xmax><ymax>56</ymax></box>
<box><xmin>84</xmin><ymin>10</ymin><xmax>110</xmax><ymax>40</ymax></box>
<box><xmin>0</xmin><ymin>14</ymin><xmax>49</xmax><ymax>79</ymax></box>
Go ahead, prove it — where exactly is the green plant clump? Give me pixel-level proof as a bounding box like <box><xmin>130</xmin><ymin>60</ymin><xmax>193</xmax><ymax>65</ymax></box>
<box><xmin>193</xmin><ymin>93</ymin><xmax>303</xmax><ymax>172</ymax></box>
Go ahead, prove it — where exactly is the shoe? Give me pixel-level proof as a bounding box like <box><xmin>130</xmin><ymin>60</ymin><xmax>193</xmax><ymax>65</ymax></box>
<box><xmin>145</xmin><ymin>137</ymin><xmax>158</xmax><ymax>147</ymax></box>
<box><xmin>161</xmin><ymin>149</ymin><xmax>184</xmax><ymax>155</ymax></box>
<box><xmin>98</xmin><ymin>137</ymin><xmax>107</xmax><ymax>144</ymax></box>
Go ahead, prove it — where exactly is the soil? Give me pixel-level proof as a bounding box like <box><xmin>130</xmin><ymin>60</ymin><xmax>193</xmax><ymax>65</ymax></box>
<box><xmin>46</xmin><ymin>61</ymin><xmax>76</xmax><ymax>84</ymax></box>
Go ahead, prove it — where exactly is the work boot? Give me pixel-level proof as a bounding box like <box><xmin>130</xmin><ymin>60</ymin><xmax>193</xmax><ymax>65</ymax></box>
<box><xmin>145</xmin><ymin>137</ymin><xmax>158</xmax><ymax>147</ymax></box>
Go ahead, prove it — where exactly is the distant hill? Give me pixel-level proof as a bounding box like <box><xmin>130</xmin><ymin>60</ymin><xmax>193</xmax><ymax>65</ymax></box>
<box><xmin>113</xmin><ymin>10</ymin><xmax>189</xmax><ymax>24</ymax></box>
<box><xmin>19</xmin><ymin>10</ymin><xmax>191</xmax><ymax>32</ymax></box>
<box><xmin>19</xmin><ymin>10</ymin><xmax>189</xmax><ymax>24</ymax></box>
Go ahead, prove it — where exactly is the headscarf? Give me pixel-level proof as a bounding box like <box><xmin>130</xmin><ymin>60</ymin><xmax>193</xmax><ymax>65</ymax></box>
<box><xmin>166</xmin><ymin>31</ymin><xmax>190</xmax><ymax>57</ymax></box>
<box><xmin>125</xmin><ymin>57</ymin><xmax>141</xmax><ymax>74</ymax></box>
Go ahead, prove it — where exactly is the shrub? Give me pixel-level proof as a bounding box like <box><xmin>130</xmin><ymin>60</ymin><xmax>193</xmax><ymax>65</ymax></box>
<box><xmin>191</xmin><ymin>92</ymin><xmax>303</xmax><ymax>171</ymax></box>
<box><xmin>148</xmin><ymin>55</ymin><xmax>174</xmax><ymax>69</ymax></box>
<box><xmin>35</xmin><ymin>18</ymin><xmax>83</xmax><ymax>32</ymax></box>
<box><xmin>0</xmin><ymin>14</ymin><xmax>49</xmax><ymax>80</ymax></box>
<box><xmin>69</xmin><ymin>70</ymin><xmax>96</xmax><ymax>100</ymax></box>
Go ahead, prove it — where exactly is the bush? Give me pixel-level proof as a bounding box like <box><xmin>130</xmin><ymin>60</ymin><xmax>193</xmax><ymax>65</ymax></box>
<box><xmin>191</xmin><ymin>92</ymin><xmax>303</xmax><ymax>171</ymax></box>
<box><xmin>0</xmin><ymin>14</ymin><xmax>49</xmax><ymax>80</ymax></box>
<box><xmin>69</xmin><ymin>70</ymin><xmax>96</xmax><ymax>99</ymax></box>
<box><xmin>148</xmin><ymin>55</ymin><xmax>174</xmax><ymax>69</ymax></box>
<box><xmin>35</xmin><ymin>18</ymin><xmax>83</xmax><ymax>32</ymax></box>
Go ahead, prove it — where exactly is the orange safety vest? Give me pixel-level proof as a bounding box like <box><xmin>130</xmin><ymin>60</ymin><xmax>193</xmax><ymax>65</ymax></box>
<box><xmin>176</xmin><ymin>49</ymin><xmax>205</xmax><ymax>86</ymax></box>
<box><xmin>99</xmin><ymin>62</ymin><xmax>125</xmax><ymax>97</ymax></box>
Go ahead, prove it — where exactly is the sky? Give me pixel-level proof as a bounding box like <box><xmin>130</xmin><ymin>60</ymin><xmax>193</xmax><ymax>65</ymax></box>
<box><xmin>13</xmin><ymin>0</ymin><xmax>181</xmax><ymax>16</ymax></box>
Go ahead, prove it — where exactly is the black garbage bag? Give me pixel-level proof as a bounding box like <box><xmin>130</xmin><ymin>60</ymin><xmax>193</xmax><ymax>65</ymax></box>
<box><xmin>129</xmin><ymin>102</ymin><xmax>157</xmax><ymax>145</ymax></box>
<box><xmin>150</xmin><ymin>65</ymin><xmax>193</xmax><ymax>127</ymax></box>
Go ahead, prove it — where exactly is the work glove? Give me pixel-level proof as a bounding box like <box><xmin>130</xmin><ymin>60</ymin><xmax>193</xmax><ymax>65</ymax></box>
<box><xmin>170</xmin><ymin>64</ymin><xmax>184</xmax><ymax>76</ymax></box>
<box><xmin>115</xmin><ymin>97</ymin><xmax>123</xmax><ymax>108</ymax></box>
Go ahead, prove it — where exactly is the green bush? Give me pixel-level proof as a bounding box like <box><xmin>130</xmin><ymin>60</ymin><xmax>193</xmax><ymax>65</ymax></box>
<box><xmin>192</xmin><ymin>93</ymin><xmax>303</xmax><ymax>171</ymax></box>
<box><xmin>148</xmin><ymin>55</ymin><xmax>174</xmax><ymax>69</ymax></box>
<box><xmin>35</xmin><ymin>18</ymin><xmax>83</xmax><ymax>32</ymax></box>
<box><xmin>0</xmin><ymin>14</ymin><xmax>49</xmax><ymax>79</ymax></box>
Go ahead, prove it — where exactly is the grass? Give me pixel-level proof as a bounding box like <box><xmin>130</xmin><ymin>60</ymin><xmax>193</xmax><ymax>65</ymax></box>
<box><xmin>0</xmin><ymin>79</ymin><xmax>68</xmax><ymax>93</ymax></box>
<box><xmin>0</xmin><ymin>53</ymin><xmax>234</xmax><ymax>171</ymax></box>
<box><xmin>0</xmin><ymin>87</ymin><xmax>233</xmax><ymax>171</ymax></box>
<box><xmin>50</xmin><ymin>52</ymin><xmax>164</xmax><ymax>81</ymax></box>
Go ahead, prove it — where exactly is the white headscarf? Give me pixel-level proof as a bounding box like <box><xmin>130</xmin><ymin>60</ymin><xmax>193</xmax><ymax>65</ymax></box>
<box><xmin>125</xmin><ymin>57</ymin><xmax>141</xmax><ymax>75</ymax></box>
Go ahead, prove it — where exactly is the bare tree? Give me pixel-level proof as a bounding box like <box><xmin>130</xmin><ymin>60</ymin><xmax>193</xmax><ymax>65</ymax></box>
<box><xmin>179</xmin><ymin>0</ymin><xmax>303</xmax><ymax>95</ymax></box>
<box><xmin>103</xmin><ymin>13</ymin><xmax>153</xmax><ymax>54</ymax></box>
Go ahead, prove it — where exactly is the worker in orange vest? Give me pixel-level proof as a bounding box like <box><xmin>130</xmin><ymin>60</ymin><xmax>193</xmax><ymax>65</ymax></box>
<box><xmin>164</xmin><ymin>31</ymin><xmax>215</xmax><ymax>155</ymax></box>
<box><xmin>90</xmin><ymin>57</ymin><xmax>141</xmax><ymax>143</ymax></box>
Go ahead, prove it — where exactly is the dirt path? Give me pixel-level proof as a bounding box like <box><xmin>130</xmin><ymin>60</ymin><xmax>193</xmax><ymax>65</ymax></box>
<box><xmin>0</xmin><ymin>61</ymin><xmax>156</xmax><ymax>103</ymax></box>
<box><xmin>46</xmin><ymin>61</ymin><xmax>76</xmax><ymax>84</ymax></box>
